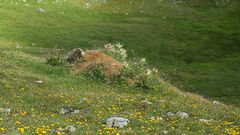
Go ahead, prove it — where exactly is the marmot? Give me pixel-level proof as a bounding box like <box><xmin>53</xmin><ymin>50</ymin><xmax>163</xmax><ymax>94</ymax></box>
<box><xmin>66</xmin><ymin>48</ymin><xmax>85</xmax><ymax>63</ymax></box>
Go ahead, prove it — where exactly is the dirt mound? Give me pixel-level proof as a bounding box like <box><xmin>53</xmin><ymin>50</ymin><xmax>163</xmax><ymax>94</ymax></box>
<box><xmin>72</xmin><ymin>50</ymin><xmax>123</xmax><ymax>77</ymax></box>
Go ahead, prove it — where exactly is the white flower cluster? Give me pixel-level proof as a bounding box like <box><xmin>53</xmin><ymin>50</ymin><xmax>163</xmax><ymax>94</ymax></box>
<box><xmin>103</xmin><ymin>43</ymin><xmax>127</xmax><ymax>61</ymax></box>
<box><xmin>213</xmin><ymin>0</ymin><xmax>235</xmax><ymax>7</ymax></box>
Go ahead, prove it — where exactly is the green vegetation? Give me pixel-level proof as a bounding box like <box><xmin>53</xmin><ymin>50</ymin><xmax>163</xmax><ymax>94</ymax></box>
<box><xmin>0</xmin><ymin>0</ymin><xmax>240</xmax><ymax>134</ymax></box>
<box><xmin>1</xmin><ymin>0</ymin><xmax>239</xmax><ymax>105</ymax></box>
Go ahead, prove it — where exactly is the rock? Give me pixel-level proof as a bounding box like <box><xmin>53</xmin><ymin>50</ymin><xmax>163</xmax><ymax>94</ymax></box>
<box><xmin>199</xmin><ymin>119</ymin><xmax>212</xmax><ymax>123</ymax></box>
<box><xmin>176</xmin><ymin>111</ymin><xmax>189</xmax><ymax>119</ymax></box>
<box><xmin>141</xmin><ymin>99</ymin><xmax>153</xmax><ymax>105</ymax></box>
<box><xmin>66</xmin><ymin>48</ymin><xmax>84</xmax><ymax>63</ymax></box>
<box><xmin>166</xmin><ymin>112</ymin><xmax>174</xmax><ymax>117</ymax></box>
<box><xmin>150</xmin><ymin>116</ymin><xmax>163</xmax><ymax>121</ymax></box>
<box><xmin>0</xmin><ymin>108</ymin><xmax>11</xmax><ymax>113</ymax></box>
<box><xmin>37</xmin><ymin>0</ymin><xmax>43</xmax><ymax>3</ymax></box>
<box><xmin>106</xmin><ymin>117</ymin><xmax>129</xmax><ymax>128</ymax></box>
<box><xmin>53</xmin><ymin>126</ymin><xmax>76</xmax><ymax>134</ymax></box>
<box><xmin>213</xmin><ymin>101</ymin><xmax>220</xmax><ymax>104</ymax></box>
<box><xmin>65</xmin><ymin>126</ymin><xmax>76</xmax><ymax>133</ymax></box>
<box><xmin>163</xmin><ymin>130</ymin><xmax>168</xmax><ymax>134</ymax></box>
<box><xmin>36</xmin><ymin>8</ymin><xmax>45</xmax><ymax>13</ymax></box>
<box><xmin>60</xmin><ymin>108</ymin><xmax>80</xmax><ymax>115</ymax></box>
<box><xmin>35</xmin><ymin>80</ymin><xmax>43</xmax><ymax>84</ymax></box>
<box><xmin>16</xmin><ymin>44</ymin><xmax>22</xmax><ymax>49</ymax></box>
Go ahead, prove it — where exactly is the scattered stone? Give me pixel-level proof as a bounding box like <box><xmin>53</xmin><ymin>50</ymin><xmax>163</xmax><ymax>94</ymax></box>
<box><xmin>35</xmin><ymin>80</ymin><xmax>43</xmax><ymax>84</ymax></box>
<box><xmin>60</xmin><ymin>108</ymin><xmax>80</xmax><ymax>115</ymax></box>
<box><xmin>163</xmin><ymin>130</ymin><xmax>168</xmax><ymax>134</ymax></box>
<box><xmin>106</xmin><ymin>117</ymin><xmax>129</xmax><ymax>128</ymax></box>
<box><xmin>16</xmin><ymin>44</ymin><xmax>22</xmax><ymax>49</ymax></box>
<box><xmin>150</xmin><ymin>116</ymin><xmax>163</xmax><ymax>121</ymax></box>
<box><xmin>199</xmin><ymin>119</ymin><xmax>212</xmax><ymax>123</ymax></box>
<box><xmin>36</xmin><ymin>8</ymin><xmax>45</xmax><ymax>13</ymax></box>
<box><xmin>213</xmin><ymin>101</ymin><xmax>220</xmax><ymax>104</ymax></box>
<box><xmin>65</xmin><ymin>126</ymin><xmax>76</xmax><ymax>133</ymax></box>
<box><xmin>176</xmin><ymin>111</ymin><xmax>189</xmax><ymax>119</ymax></box>
<box><xmin>66</xmin><ymin>48</ymin><xmax>84</xmax><ymax>63</ymax></box>
<box><xmin>166</xmin><ymin>112</ymin><xmax>174</xmax><ymax>117</ymax></box>
<box><xmin>141</xmin><ymin>99</ymin><xmax>153</xmax><ymax>105</ymax></box>
<box><xmin>53</xmin><ymin>126</ymin><xmax>76</xmax><ymax>134</ymax></box>
<box><xmin>0</xmin><ymin>108</ymin><xmax>11</xmax><ymax>113</ymax></box>
<box><xmin>37</xmin><ymin>0</ymin><xmax>43</xmax><ymax>3</ymax></box>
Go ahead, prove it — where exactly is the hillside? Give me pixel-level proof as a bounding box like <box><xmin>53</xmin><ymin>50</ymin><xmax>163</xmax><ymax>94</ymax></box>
<box><xmin>0</xmin><ymin>0</ymin><xmax>240</xmax><ymax>105</ymax></box>
<box><xmin>0</xmin><ymin>0</ymin><xmax>240</xmax><ymax>134</ymax></box>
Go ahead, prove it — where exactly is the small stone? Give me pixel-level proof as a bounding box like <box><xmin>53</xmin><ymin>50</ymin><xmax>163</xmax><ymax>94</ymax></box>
<box><xmin>141</xmin><ymin>99</ymin><xmax>152</xmax><ymax>105</ymax></box>
<box><xmin>163</xmin><ymin>130</ymin><xmax>168</xmax><ymax>134</ymax></box>
<box><xmin>60</xmin><ymin>108</ymin><xmax>80</xmax><ymax>115</ymax></box>
<box><xmin>37</xmin><ymin>0</ymin><xmax>43</xmax><ymax>3</ymax></box>
<box><xmin>106</xmin><ymin>117</ymin><xmax>129</xmax><ymax>128</ymax></box>
<box><xmin>150</xmin><ymin>116</ymin><xmax>163</xmax><ymax>121</ymax></box>
<box><xmin>176</xmin><ymin>111</ymin><xmax>189</xmax><ymax>119</ymax></box>
<box><xmin>213</xmin><ymin>101</ymin><xmax>220</xmax><ymax>104</ymax></box>
<box><xmin>16</xmin><ymin>44</ymin><xmax>22</xmax><ymax>49</ymax></box>
<box><xmin>0</xmin><ymin>108</ymin><xmax>11</xmax><ymax>113</ymax></box>
<box><xmin>65</xmin><ymin>126</ymin><xmax>76</xmax><ymax>133</ymax></box>
<box><xmin>199</xmin><ymin>119</ymin><xmax>211</xmax><ymax>123</ymax></box>
<box><xmin>36</xmin><ymin>80</ymin><xmax>43</xmax><ymax>84</ymax></box>
<box><xmin>166</xmin><ymin>112</ymin><xmax>174</xmax><ymax>117</ymax></box>
<box><xmin>36</xmin><ymin>8</ymin><xmax>45</xmax><ymax>13</ymax></box>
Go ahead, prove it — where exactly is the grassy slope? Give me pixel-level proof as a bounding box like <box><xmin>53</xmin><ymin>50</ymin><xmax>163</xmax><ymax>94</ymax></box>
<box><xmin>0</xmin><ymin>0</ymin><xmax>240</xmax><ymax>105</ymax></box>
<box><xmin>0</xmin><ymin>0</ymin><xmax>240</xmax><ymax>134</ymax></box>
<box><xmin>0</xmin><ymin>40</ymin><xmax>239</xmax><ymax>134</ymax></box>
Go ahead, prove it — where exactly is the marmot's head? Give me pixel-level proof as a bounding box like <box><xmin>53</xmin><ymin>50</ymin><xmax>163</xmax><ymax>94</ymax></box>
<box><xmin>74</xmin><ymin>48</ymin><xmax>85</xmax><ymax>57</ymax></box>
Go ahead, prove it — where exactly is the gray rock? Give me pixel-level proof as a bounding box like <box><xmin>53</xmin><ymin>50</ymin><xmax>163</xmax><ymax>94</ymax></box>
<box><xmin>176</xmin><ymin>111</ymin><xmax>189</xmax><ymax>119</ymax></box>
<box><xmin>213</xmin><ymin>101</ymin><xmax>220</xmax><ymax>104</ymax></box>
<box><xmin>0</xmin><ymin>108</ymin><xmax>11</xmax><ymax>113</ymax></box>
<box><xmin>60</xmin><ymin>108</ymin><xmax>80</xmax><ymax>115</ymax></box>
<box><xmin>166</xmin><ymin>112</ymin><xmax>174</xmax><ymax>117</ymax></box>
<box><xmin>53</xmin><ymin>126</ymin><xmax>76</xmax><ymax>134</ymax></box>
<box><xmin>106</xmin><ymin>117</ymin><xmax>129</xmax><ymax>128</ymax></box>
<box><xmin>36</xmin><ymin>8</ymin><xmax>45</xmax><ymax>13</ymax></box>
<box><xmin>199</xmin><ymin>119</ymin><xmax>212</xmax><ymax>123</ymax></box>
<box><xmin>163</xmin><ymin>130</ymin><xmax>168</xmax><ymax>134</ymax></box>
<box><xmin>65</xmin><ymin>126</ymin><xmax>76</xmax><ymax>133</ymax></box>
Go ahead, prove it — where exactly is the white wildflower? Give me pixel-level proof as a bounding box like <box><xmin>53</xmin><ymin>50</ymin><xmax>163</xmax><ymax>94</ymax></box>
<box><xmin>140</xmin><ymin>58</ymin><xmax>146</xmax><ymax>64</ymax></box>
<box><xmin>145</xmin><ymin>69</ymin><xmax>152</xmax><ymax>76</ymax></box>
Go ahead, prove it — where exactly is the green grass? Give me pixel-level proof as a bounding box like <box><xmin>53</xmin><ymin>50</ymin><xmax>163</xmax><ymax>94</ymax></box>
<box><xmin>0</xmin><ymin>40</ymin><xmax>239</xmax><ymax>134</ymax></box>
<box><xmin>0</xmin><ymin>0</ymin><xmax>240</xmax><ymax>134</ymax></box>
<box><xmin>1</xmin><ymin>0</ymin><xmax>239</xmax><ymax>105</ymax></box>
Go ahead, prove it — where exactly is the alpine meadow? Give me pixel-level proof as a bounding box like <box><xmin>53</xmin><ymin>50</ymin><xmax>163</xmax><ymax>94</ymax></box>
<box><xmin>0</xmin><ymin>0</ymin><xmax>240</xmax><ymax>135</ymax></box>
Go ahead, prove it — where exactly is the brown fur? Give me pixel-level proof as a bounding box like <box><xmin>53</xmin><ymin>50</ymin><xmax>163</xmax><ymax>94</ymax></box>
<box><xmin>72</xmin><ymin>50</ymin><xmax>123</xmax><ymax>77</ymax></box>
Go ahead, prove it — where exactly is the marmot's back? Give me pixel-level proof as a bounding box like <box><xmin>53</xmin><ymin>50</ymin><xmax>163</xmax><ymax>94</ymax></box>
<box><xmin>76</xmin><ymin>50</ymin><xmax>123</xmax><ymax>77</ymax></box>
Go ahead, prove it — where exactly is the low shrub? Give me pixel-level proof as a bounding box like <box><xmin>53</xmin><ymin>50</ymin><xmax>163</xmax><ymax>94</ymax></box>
<box><xmin>46</xmin><ymin>47</ymin><xmax>65</xmax><ymax>66</ymax></box>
